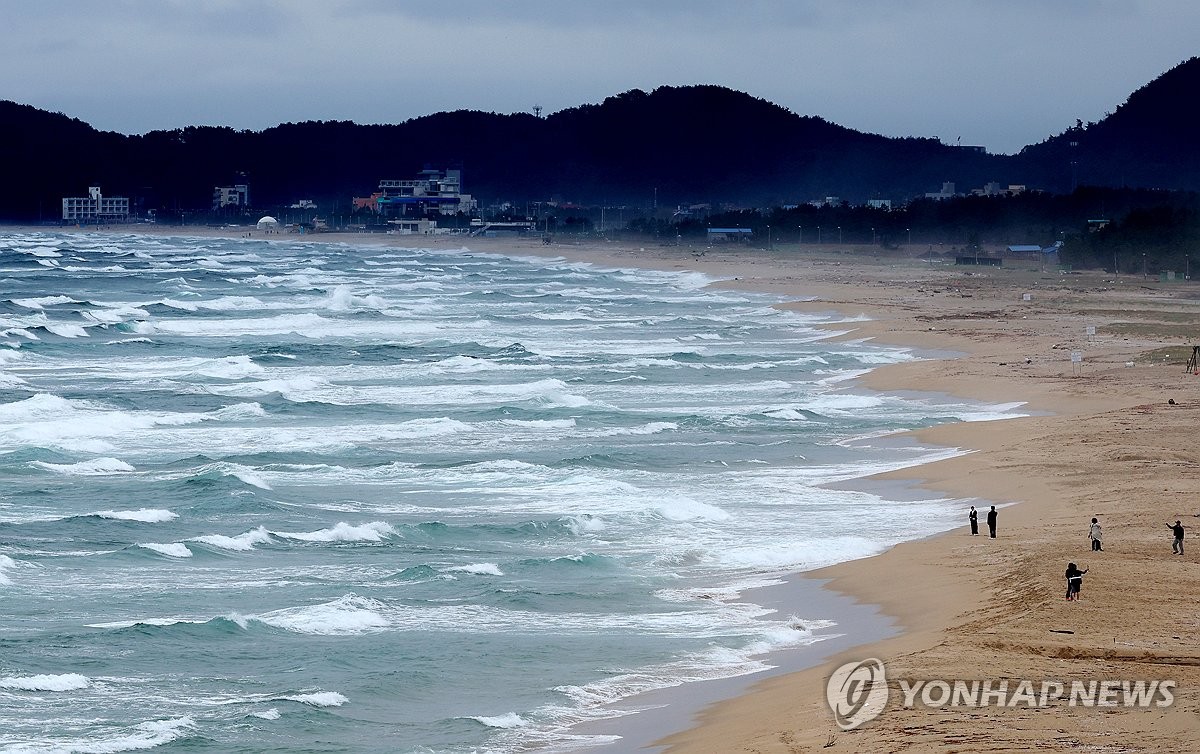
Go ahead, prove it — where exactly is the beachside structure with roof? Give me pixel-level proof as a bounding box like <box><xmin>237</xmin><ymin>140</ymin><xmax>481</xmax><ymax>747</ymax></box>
<box><xmin>706</xmin><ymin>227</ymin><xmax>754</xmax><ymax>243</ymax></box>
<box><xmin>62</xmin><ymin>186</ymin><xmax>130</xmax><ymax>223</ymax></box>
<box><xmin>374</xmin><ymin>168</ymin><xmax>477</xmax><ymax>218</ymax></box>
<box><xmin>213</xmin><ymin>184</ymin><xmax>249</xmax><ymax>210</ymax></box>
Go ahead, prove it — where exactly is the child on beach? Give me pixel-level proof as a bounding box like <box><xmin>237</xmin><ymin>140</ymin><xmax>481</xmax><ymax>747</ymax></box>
<box><xmin>1089</xmin><ymin>517</ymin><xmax>1103</xmax><ymax>551</ymax></box>
<box><xmin>1065</xmin><ymin>562</ymin><xmax>1088</xmax><ymax>600</ymax></box>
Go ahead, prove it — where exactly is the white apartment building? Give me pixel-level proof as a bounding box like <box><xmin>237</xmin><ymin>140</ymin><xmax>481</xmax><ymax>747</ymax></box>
<box><xmin>62</xmin><ymin>186</ymin><xmax>130</xmax><ymax>222</ymax></box>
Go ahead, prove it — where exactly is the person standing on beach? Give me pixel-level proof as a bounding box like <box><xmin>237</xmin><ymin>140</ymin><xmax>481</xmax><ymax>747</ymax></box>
<box><xmin>1089</xmin><ymin>517</ymin><xmax>1103</xmax><ymax>552</ymax></box>
<box><xmin>969</xmin><ymin>506</ymin><xmax>978</xmax><ymax>535</ymax></box>
<box><xmin>1167</xmin><ymin>520</ymin><xmax>1184</xmax><ymax>555</ymax></box>
<box><xmin>987</xmin><ymin>506</ymin><xmax>997</xmax><ymax>538</ymax></box>
<box><xmin>1064</xmin><ymin>562</ymin><xmax>1088</xmax><ymax>600</ymax></box>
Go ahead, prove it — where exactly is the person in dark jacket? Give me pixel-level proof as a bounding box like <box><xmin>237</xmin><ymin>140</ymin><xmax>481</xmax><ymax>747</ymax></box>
<box><xmin>969</xmin><ymin>506</ymin><xmax>978</xmax><ymax>535</ymax></box>
<box><xmin>986</xmin><ymin>506</ymin><xmax>997</xmax><ymax>538</ymax></box>
<box><xmin>1065</xmin><ymin>562</ymin><xmax>1088</xmax><ymax>600</ymax></box>
<box><xmin>1167</xmin><ymin>520</ymin><xmax>1184</xmax><ymax>555</ymax></box>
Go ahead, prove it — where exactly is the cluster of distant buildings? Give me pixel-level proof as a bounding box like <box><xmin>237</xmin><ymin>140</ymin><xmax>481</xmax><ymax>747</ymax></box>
<box><xmin>61</xmin><ymin>171</ymin><xmax>1032</xmax><ymax>229</ymax></box>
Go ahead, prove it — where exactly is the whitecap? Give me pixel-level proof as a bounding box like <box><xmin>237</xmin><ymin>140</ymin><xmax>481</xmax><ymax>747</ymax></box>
<box><xmin>255</xmin><ymin>595</ymin><xmax>388</xmax><ymax>635</ymax></box>
<box><xmin>32</xmin><ymin>458</ymin><xmax>136</xmax><ymax>475</ymax></box>
<box><xmin>138</xmin><ymin>543</ymin><xmax>192</xmax><ymax>558</ymax></box>
<box><xmin>466</xmin><ymin>712</ymin><xmax>527</xmax><ymax>729</ymax></box>
<box><xmin>1</xmin><ymin>716</ymin><xmax>196</xmax><ymax>754</ymax></box>
<box><xmin>271</xmin><ymin>521</ymin><xmax>394</xmax><ymax>543</ymax></box>
<box><xmin>0</xmin><ymin>673</ymin><xmax>90</xmax><ymax>691</ymax></box>
<box><xmin>189</xmin><ymin>526</ymin><xmax>271</xmax><ymax>551</ymax></box>
<box><xmin>95</xmin><ymin>509</ymin><xmax>176</xmax><ymax>523</ymax></box>
<box><xmin>281</xmin><ymin>691</ymin><xmax>348</xmax><ymax>707</ymax></box>
<box><xmin>445</xmin><ymin>563</ymin><xmax>504</xmax><ymax>576</ymax></box>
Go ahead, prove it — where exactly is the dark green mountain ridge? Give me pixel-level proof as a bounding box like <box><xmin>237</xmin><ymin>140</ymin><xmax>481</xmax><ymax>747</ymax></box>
<box><xmin>1</xmin><ymin>57</ymin><xmax>1197</xmax><ymax>220</ymax></box>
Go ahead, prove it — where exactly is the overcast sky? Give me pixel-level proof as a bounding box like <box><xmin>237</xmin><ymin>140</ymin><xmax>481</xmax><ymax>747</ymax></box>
<box><xmin>2</xmin><ymin>1</ymin><xmax>1196</xmax><ymax>155</ymax></box>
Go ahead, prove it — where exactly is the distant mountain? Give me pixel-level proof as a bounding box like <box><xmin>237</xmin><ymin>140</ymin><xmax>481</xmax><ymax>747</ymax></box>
<box><xmin>1</xmin><ymin>60</ymin><xmax>1198</xmax><ymax>221</ymax></box>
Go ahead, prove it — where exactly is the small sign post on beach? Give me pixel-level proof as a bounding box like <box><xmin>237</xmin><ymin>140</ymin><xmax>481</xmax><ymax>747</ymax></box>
<box><xmin>1086</xmin><ymin>325</ymin><xmax>1096</xmax><ymax>342</ymax></box>
<box><xmin>1022</xmin><ymin>293</ymin><xmax>1032</xmax><ymax>302</ymax></box>
<box><xmin>1071</xmin><ymin>350</ymin><xmax>1083</xmax><ymax>376</ymax></box>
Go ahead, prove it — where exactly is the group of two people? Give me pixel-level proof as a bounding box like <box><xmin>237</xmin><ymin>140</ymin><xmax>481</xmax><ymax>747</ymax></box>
<box><xmin>1066</xmin><ymin>517</ymin><xmax>1106</xmax><ymax>601</ymax></box>
<box><xmin>966</xmin><ymin>505</ymin><xmax>997</xmax><ymax>538</ymax></box>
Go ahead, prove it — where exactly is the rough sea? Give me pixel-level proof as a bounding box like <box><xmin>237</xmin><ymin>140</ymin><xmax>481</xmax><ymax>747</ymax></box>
<box><xmin>0</xmin><ymin>231</ymin><xmax>1022</xmax><ymax>753</ymax></box>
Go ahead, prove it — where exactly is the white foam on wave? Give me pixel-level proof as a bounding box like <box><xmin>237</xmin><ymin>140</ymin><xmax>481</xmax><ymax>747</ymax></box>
<box><xmin>445</xmin><ymin>563</ymin><xmax>504</xmax><ymax>576</ymax></box>
<box><xmin>42</xmin><ymin>323</ymin><xmax>90</xmax><ymax>338</ymax></box>
<box><xmin>138</xmin><ymin>543</ymin><xmax>192</xmax><ymax>558</ymax></box>
<box><xmin>32</xmin><ymin>458</ymin><xmax>136</xmax><ymax>475</ymax></box>
<box><xmin>593</xmin><ymin>421</ymin><xmax>678</xmax><ymax>437</ymax></box>
<box><xmin>715</xmin><ymin>536</ymin><xmax>882</xmax><ymax>571</ymax></box>
<box><xmin>252</xmin><ymin>708</ymin><xmax>281</xmax><ymax>720</ymax></box>
<box><xmin>200</xmin><ymin>462</ymin><xmax>272</xmax><ymax>490</ymax></box>
<box><xmin>0</xmin><ymin>554</ymin><xmax>27</xmax><ymax>584</ymax></box>
<box><xmin>194</xmin><ymin>355</ymin><xmax>266</xmax><ymax>379</ymax></box>
<box><xmin>0</xmin><ymin>393</ymin><xmax>217</xmax><ymax>452</ymax></box>
<box><xmin>0</xmin><ymin>673</ymin><xmax>90</xmax><ymax>691</ymax></box>
<box><xmin>1</xmin><ymin>716</ymin><xmax>196</xmax><ymax>754</ymax></box>
<box><xmin>466</xmin><ymin>712</ymin><xmax>527</xmax><ymax>729</ymax></box>
<box><xmin>84</xmin><ymin>304</ymin><xmax>151</xmax><ymax>325</ymax></box>
<box><xmin>211</xmin><ymin>402</ymin><xmax>268</xmax><ymax>420</ymax></box>
<box><xmin>256</xmin><ymin>595</ymin><xmax>388</xmax><ymax>635</ymax></box>
<box><xmin>281</xmin><ymin>691</ymin><xmax>349</xmax><ymax>707</ymax></box>
<box><xmin>324</xmin><ymin>285</ymin><xmax>386</xmax><ymax>311</ymax></box>
<box><xmin>11</xmin><ymin>295</ymin><xmax>74</xmax><ymax>309</ymax></box>
<box><xmin>189</xmin><ymin>526</ymin><xmax>272</xmax><ymax>551</ymax></box>
<box><xmin>103</xmin><ymin>337</ymin><xmax>154</xmax><ymax>345</ymax></box>
<box><xmin>271</xmin><ymin>521</ymin><xmax>394</xmax><ymax>543</ymax></box>
<box><xmin>95</xmin><ymin>508</ymin><xmax>176</xmax><ymax>523</ymax></box>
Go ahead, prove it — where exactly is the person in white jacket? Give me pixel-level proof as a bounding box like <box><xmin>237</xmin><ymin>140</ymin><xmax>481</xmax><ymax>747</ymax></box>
<box><xmin>1089</xmin><ymin>517</ymin><xmax>1103</xmax><ymax>552</ymax></box>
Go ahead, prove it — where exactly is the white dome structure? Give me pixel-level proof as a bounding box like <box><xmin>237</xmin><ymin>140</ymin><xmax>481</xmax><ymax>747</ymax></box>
<box><xmin>256</xmin><ymin>216</ymin><xmax>280</xmax><ymax>230</ymax></box>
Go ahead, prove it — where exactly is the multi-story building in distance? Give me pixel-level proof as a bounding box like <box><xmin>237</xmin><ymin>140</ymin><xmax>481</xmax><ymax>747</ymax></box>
<box><xmin>62</xmin><ymin>186</ymin><xmax>130</xmax><ymax>223</ymax></box>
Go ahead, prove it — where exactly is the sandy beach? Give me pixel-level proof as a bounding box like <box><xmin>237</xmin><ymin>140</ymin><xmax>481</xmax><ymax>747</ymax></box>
<box><xmin>32</xmin><ymin>225</ymin><xmax>1200</xmax><ymax>751</ymax></box>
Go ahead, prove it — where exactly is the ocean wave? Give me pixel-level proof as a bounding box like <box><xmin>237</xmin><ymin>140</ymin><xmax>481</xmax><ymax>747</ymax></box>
<box><xmin>255</xmin><ymin>595</ymin><xmax>389</xmax><ymax>635</ymax></box>
<box><xmin>39</xmin><ymin>323</ymin><xmax>91</xmax><ymax>338</ymax></box>
<box><xmin>0</xmin><ymin>673</ymin><xmax>90</xmax><ymax>691</ymax></box>
<box><xmin>190</xmin><ymin>462</ymin><xmax>272</xmax><ymax>490</ymax></box>
<box><xmin>137</xmin><ymin>543</ymin><xmax>192</xmax><ymax>558</ymax></box>
<box><xmin>94</xmin><ymin>508</ymin><xmax>176</xmax><ymax>523</ymax></box>
<box><xmin>592</xmin><ymin>421</ymin><xmax>677</xmax><ymax>436</ymax></box>
<box><xmin>465</xmin><ymin>712</ymin><xmax>527</xmax><ymax>729</ymax></box>
<box><xmin>211</xmin><ymin>402</ymin><xmax>268</xmax><ymax>420</ymax></box>
<box><xmin>0</xmin><ymin>554</ymin><xmax>26</xmax><ymax>584</ymax></box>
<box><xmin>189</xmin><ymin>526</ymin><xmax>272</xmax><ymax>551</ymax></box>
<box><xmin>271</xmin><ymin>521</ymin><xmax>394</xmax><ymax>543</ymax></box>
<box><xmin>280</xmin><ymin>691</ymin><xmax>348</xmax><ymax>707</ymax></box>
<box><xmin>445</xmin><ymin>563</ymin><xmax>504</xmax><ymax>576</ymax></box>
<box><xmin>1</xmin><ymin>716</ymin><xmax>195</xmax><ymax>754</ymax></box>
<box><xmin>11</xmin><ymin>295</ymin><xmax>75</xmax><ymax>309</ymax></box>
<box><xmin>192</xmin><ymin>355</ymin><xmax>266</xmax><ymax>380</ymax></box>
<box><xmin>31</xmin><ymin>458</ymin><xmax>136</xmax><ymax>475</ymax></box>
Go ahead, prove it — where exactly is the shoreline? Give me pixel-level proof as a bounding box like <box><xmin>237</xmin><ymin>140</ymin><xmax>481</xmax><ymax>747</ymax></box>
<box><xmin>16</xmin><ymin>225</ymin><xmax>1200</xmax><ymax>751</ymax></box>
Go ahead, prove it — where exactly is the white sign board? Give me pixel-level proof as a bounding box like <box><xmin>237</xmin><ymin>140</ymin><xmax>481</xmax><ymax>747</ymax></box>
<box><xmin>1022</xmin><ymin>293</ymin><xmax>1032</xmax><ymax>301</ymax></box>
<box><xmin>1086</xmin><ymin>326</ymin><xmax>1096</xmax><ymax>336</ymax></box>
<box><xmin>1071</xmin><ymin>351</ymin><xmax>1083</xmax><ymax>363</ymax></box>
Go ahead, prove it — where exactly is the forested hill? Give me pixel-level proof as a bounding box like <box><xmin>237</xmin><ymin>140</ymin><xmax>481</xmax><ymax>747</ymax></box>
<box><xmin>1014</xmin><ymin>56</ymin><xmax>1200</xmax><ymax>192</ymax></box>
<box><xmin>1</xmin><ymin>58</ymin><xmax>1198</xmax><ymax>220</ymax></box>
